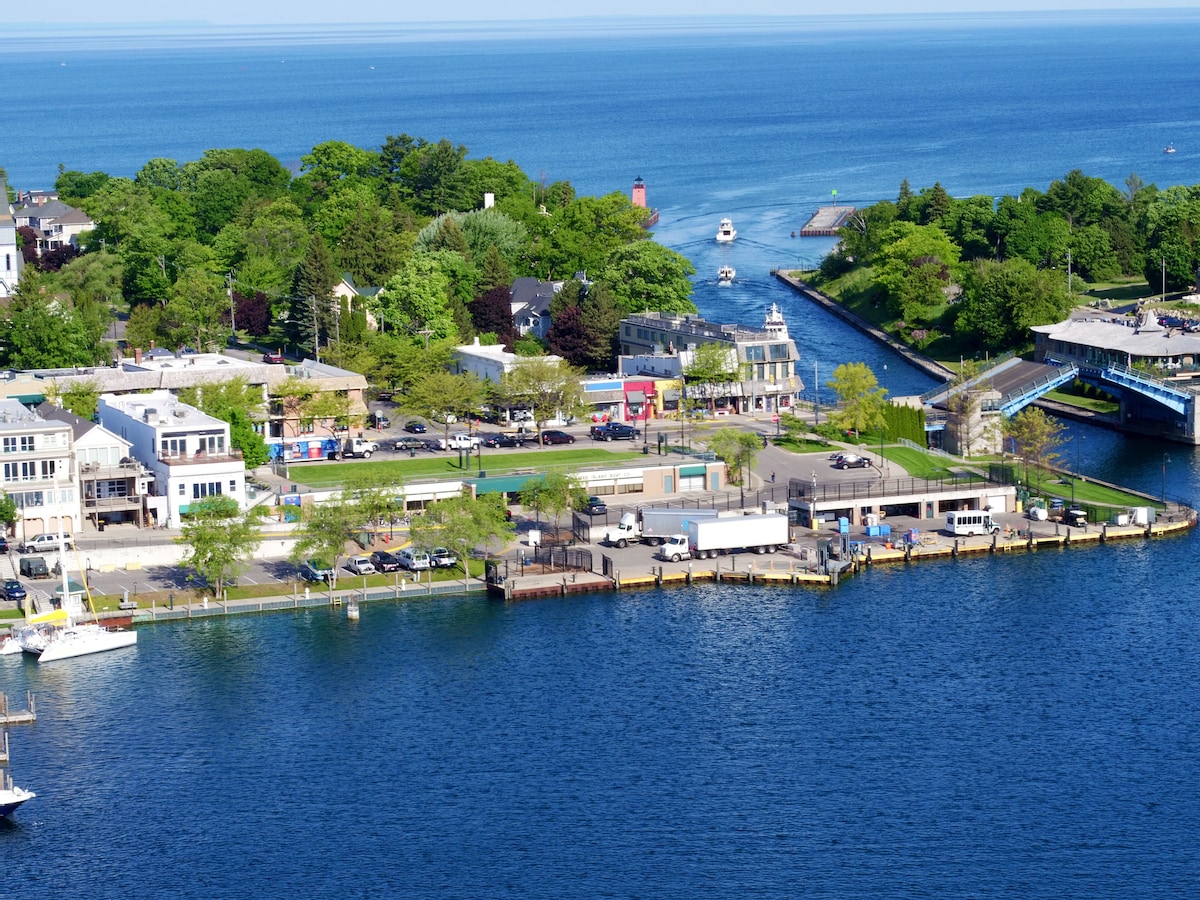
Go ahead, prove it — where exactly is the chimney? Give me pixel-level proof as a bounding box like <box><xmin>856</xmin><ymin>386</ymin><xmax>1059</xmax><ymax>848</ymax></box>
<box><xmin>134</xmin><ymin>348</ymin><xmax>143</xmax><ymax>365</ymax></box>
<box><xmin>149</xmin><ymin>340</ymin><xmax>155</xmax><ymax>350</ymax></box>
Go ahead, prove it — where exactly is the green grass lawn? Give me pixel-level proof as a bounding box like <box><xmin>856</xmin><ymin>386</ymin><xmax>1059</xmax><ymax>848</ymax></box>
<box><xmin>286</xmin><ymin>448</ymin><xmax>646</xmax><ymax>488</ymax></box>
<box><xmin>1044</xmin><ymin>389</ymin><xmax>1120</xmax><ymax>414</ymax></box>
<box><xmin>880</xmin><ymin>446</ymin><xmax>962</xmax><ymax>479</ymax></box>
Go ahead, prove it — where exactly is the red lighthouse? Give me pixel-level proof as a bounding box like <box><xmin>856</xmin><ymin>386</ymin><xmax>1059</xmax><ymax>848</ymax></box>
<box><xmin>632</xmin><ymin>176</ymin><xmax>659</xmax><ymax>228</ymax></box>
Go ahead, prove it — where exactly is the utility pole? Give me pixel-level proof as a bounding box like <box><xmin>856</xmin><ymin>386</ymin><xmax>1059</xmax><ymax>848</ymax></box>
<box><xmin>308</xmin><ymin>295</ymin><xmax>320</xmax><ymax>362</ymax></box>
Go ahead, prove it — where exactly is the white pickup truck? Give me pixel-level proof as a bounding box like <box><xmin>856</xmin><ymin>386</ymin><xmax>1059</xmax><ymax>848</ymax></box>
<box><xmin>438</xmin><ymin>433</ymin><xmax>481</xmax><ymax>451</ymax></box>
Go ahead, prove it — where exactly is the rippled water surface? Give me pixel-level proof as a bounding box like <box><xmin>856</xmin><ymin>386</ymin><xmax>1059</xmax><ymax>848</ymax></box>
<box><xmin>5</xmin><ymin>13</ymin><xmax>1200</xmax><ymax>896</ymax></box>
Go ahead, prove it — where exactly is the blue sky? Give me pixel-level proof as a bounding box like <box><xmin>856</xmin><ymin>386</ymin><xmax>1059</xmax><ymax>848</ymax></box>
<box><xmin>11</xmin><ymin>2</ymin><xmax>1199</xmax><ymax>25</ymax></box>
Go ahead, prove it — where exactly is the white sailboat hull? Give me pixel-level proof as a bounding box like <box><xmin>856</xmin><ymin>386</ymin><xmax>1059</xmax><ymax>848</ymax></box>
<box><xmin>33</xmin><ymin>623</ymin><xmax>138</xmax><ymax>663</ymax></box>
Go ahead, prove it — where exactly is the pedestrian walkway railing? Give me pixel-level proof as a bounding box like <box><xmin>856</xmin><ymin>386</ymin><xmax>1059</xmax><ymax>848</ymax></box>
<box><xmin>787</xmin><ymin>472</ymin><xmax>988</xmax><ymax>504</ymax></box>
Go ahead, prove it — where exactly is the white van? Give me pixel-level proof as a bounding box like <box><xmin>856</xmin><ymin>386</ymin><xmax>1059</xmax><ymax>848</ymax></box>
<box><xmin>398</xmin><ymin>548</ymin><xmax>431</xmax><ymax>571</ymax></box>
<box><xmin>944</xmin><ymin>511</ymin><xmax>1000</xmax><ymax>536</ymax></box>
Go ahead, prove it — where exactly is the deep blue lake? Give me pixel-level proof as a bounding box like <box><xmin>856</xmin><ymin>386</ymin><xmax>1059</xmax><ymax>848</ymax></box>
<box><xmin>3</xmin><ymin>13</ymin><xmax>1200</xmax><ymax>896</ymax></box>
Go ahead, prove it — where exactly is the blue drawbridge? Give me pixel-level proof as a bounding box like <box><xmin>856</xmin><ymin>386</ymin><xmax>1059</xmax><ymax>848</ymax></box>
<box><xmin>925</xmin><ymin>355</ymin><xmax>1198</xmax><ymax>440</ymax></box>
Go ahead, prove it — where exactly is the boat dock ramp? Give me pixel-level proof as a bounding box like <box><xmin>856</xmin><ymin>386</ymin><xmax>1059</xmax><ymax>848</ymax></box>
<box><xmin>799</xmin><ymin>205</ymin><xmax>857</xmax><ymax>236</ymax></box>
<box><xmin>0</xmin><ymin>692</ymin><xmax>37</xmax><ymax>728</ymax></box>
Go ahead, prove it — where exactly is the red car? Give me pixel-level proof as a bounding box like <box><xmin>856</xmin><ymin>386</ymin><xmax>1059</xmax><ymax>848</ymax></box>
<box><xmin>262</xmin><ymin>350</ymin><xmax>285</xmax><ymax>364</ymax></box>
<box><xmin>540</xmin><ymin>430</ymin><xmax>576</xmax><ymax>445</ymax></box>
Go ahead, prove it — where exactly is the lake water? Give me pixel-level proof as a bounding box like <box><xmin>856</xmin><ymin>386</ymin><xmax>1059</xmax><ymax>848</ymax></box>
<box><xmin>3</xmin><ymin>13</ymin><xmax>1200</xmax><ymax>896</ymax></box>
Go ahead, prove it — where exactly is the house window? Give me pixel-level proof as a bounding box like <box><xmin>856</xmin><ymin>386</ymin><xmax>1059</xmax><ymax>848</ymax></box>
<box><xmin>178</xmin><ymin>483</ymin><xmax>186</xmax><ymax>496</ymax></box>
<box><xmin>161</xmin><ymin>438</ymin><xmax>186</xmax><ymax>458</ymax></box>
<box><xmin>229</xmin><ymin>480</ymin><xmax>237</xmax><ymax>494</ymax></box>
<box><xmin>770</xmin><ymin>344</ymin><xmax>789</xmax><ymax>360</ymax></box>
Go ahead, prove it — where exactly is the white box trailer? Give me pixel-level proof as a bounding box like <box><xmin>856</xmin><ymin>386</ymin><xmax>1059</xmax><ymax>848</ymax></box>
<box><xmin>603</xmin><ymin>507</ymin><xmax>720</xmax><ymax>548</ymax></box>
<box><xmin>656</xmin><ymin>513</ymin><xmax>790</xmax><ymax>562</ymax></box>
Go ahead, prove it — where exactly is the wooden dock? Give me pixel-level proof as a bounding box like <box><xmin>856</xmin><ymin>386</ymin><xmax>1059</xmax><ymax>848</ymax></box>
<box><xmin>0</xmin><ymin>692</ymin><xmax>37</xmax><ymax>726</ymax></box>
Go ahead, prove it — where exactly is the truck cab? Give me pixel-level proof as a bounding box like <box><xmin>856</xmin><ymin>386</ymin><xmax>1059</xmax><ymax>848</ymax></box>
<box><xmin>332</xmin><ymin>437</ymin><xmax>378</xmax><ymax>459</ymax></box>
<box><xmin>602</xmin><ymin>512</ymin><xmax>640</xmax><ymax>548</ymax></box>
<box><xmin>656</xmin><ymin>534</ymin><xmax>691</xmax><ymax>563</ymax></box>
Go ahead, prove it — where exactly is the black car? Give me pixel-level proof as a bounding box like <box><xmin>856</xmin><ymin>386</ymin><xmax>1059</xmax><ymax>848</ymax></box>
<box><xmin>0</xmin><ymin>535</ymin><xmax>8</xmax><ymax>553</ymax></box>
<box><xmin>540</xmin><ymin>430</ymin><xmax>576</xmax><ymax>445</ymax></box>
<box><xmin>481</xmin><ymin>433</ymin><xmax>524</xmax><ymax>448</ymax></box>
<box><xmin>403</xmin><ymin>421</ymin><xmax>427</xmax><ymax>434</ymax></box>
<box><xmin>370</xmin><ymin>550</ymin><xmax>402</xmax><ymax>572</ymax></box>
<box><xmin>584</xmin><ymin>496</ymin><xmax>608</xmax><ymax>515</ymax></box>
<box><xmin>834</xmin><ymin>455</ymin><xmax>869</xmax><ymax>469</ymax></box>
<box><xmin>0</xmin><ymin>579</ymin><xmax>26</xmax><ymax>603</ymax></box>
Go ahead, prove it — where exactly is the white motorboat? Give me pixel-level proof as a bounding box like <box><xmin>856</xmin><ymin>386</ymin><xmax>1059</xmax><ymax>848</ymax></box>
<box><xmin>0</xmin><ymin>635</ymin><xmax>22</xmax><ymax>655</ymax></box>
<box><xmin>1164</xmin><ymin>144</ymin><xmax>1177</xmax><ymax>154</ymax></box>
<box><xmin>717</xmin><ymin>264</ymin><xmax>736</xmax><ymax>282</ymax></box>
<box><xmin>715</xmin><ymin>217</ymin><xmax>737</xmax><ymax>242</ymax></box>
<box><xmin>0</xmin><ymin>773</ymin><xmax>35</xmax><ymax>817</ymax></box>
<box><xmin>17</xmin><ymin>608</ymin><xmax>137</xmax><ymax>663</ymax></box>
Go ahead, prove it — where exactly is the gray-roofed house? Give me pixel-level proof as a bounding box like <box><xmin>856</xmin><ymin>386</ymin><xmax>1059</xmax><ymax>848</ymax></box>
<box><xmin>13</xmin><ymin>198</ymin><xmax>95</xmax><ymax>256</ymax></box>
<box><xmin>509</xmin><ymin>277</ymin><xmax>560</xmax><ymax>339</ymax></box>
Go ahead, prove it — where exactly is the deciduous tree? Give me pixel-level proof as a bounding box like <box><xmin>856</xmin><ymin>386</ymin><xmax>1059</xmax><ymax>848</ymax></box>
<box><xmin>177</xmin><ymin>495</ymin><xmax>263</xmax><ymax>602</ymax></box>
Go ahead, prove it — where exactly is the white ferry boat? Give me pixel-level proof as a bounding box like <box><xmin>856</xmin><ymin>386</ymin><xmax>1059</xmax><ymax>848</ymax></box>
<box><xmin>717</xmin><ymin>265</ymin><xmax>735</xmax><ymax>282</ymax></box>
<box><xmin>715</xmin><ymin>218</ymin><xmax>737</xmax><ymax>242</ymax></box>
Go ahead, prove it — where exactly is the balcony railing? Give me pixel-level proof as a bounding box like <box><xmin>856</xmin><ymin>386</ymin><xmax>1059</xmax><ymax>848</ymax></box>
<box><xmin>158</xmin><ymin>449</ymin><xmax>243</xmax><ymax>466</ymax></box>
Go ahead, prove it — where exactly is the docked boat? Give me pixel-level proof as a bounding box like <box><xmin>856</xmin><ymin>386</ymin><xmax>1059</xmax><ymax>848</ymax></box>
<box><xmin>16</xmin><ymin>608</ymin><xmax>137</xmax><ymax>663</ymax></box>
<box><xmin>0</xmin><ymin>773</ymin><xmax>35</xmax><ymax>818</ymax></box>
<box><xmin>717</xmin><ymin>264</ymin><xmax>736</xmax><ymax>282</ymax></box>
<box><xmin>715</xmin><ymin>217</ymin><xmax>737</xmax><ymax>242</ymax></box>
<box><xmin>0</xmin><ymin>635</ymin><xmax>22</xmax><ymax>655</ymax></box>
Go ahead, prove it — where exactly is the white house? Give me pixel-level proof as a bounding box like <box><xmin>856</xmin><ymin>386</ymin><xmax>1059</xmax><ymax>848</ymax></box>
<box><xmin>0</xmin><ymin>176</ymin><xmax>21</xmax><ymax>297</ymax></box>
<box><xmin>451</xmin><ymin>338</ymin><xmax>564</xmax><ymax>384</ymax></box>
<box><xmin>38</xmin><ymin>403</ymin><xmax>159</xmax><ymax>529</ymax></box>
<box><xmin>0</xmin><ymin>399</ymin><xmax>79</xmax><ymax>540</ymax></box>
<box><xmin>97</xmin><ymin>391</ymin><xmax>247</xmax><ymax>526</ymax></box>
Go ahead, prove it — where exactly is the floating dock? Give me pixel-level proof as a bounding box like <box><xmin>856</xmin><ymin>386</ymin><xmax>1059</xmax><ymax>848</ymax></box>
<box><xmin>0</xmin><ymin>692</ymin><xmax>37</xmax><ymax>726</ymax></box>
<box><xmin>799</xmin><ymin>205</ymin><xmax>857</xmax><ymax>237</ymax></box>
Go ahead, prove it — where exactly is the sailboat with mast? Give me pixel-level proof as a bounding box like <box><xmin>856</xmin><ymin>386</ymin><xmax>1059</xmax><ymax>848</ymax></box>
<box><xmin>14</xmin><ymin>508</ymin><xmax>136</xmax><ymax>662</ymax></box>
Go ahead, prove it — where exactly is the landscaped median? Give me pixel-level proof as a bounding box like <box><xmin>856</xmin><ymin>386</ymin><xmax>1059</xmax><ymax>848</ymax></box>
<box><xmin>283</xmin><ymin>448</ymin><xmax>646</xmax><ymax>489</ymax></box>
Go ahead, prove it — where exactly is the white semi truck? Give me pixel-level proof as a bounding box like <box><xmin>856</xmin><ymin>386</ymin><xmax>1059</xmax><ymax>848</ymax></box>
<box><xmin>656</xmin><ymin>513</ymin><xmax>790</xmax><ymax>562</ymax></box>
<box><xmin>602</xmin><ymin>507</ymin><xmax>720</xmax><ymax>548</ymax></box>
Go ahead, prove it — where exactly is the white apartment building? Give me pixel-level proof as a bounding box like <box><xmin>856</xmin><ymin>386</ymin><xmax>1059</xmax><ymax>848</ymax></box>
<box><xmin>0</xmin><ymin>399</ymin><xmax>79</xmax><ymax>540</ymax></box>
<box><xmin>98</xmin><ymin>391</ymin><xmax>246</xmax><ymax>527</ymax></box>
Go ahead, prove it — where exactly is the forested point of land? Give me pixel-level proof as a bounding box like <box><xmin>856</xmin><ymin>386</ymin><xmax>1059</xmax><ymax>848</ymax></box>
<box><xmin>3</xmin><ymin>137</ymin><xmax>696</xmax><ymax>378</ymax></box>
<box><xmin>814</xmin><ymin>170</ymin><xmax>1199</xmax><ymax>359</ymax></box>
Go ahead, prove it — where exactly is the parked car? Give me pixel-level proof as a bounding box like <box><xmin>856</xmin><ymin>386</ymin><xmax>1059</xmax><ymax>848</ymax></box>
<box><xmin>481</xmin><ymin>432</ymin><xmax>524</xmax><ymax>448</ymax></box>
<box><xmin>367</xmin><ymin>412</ymin><xmax>391</xmax><ymax>429</ymax></box>
<box><xmin>392</xmin><ymin>437</ymin><xmax>427</xmax><ymax>453</ymax></box>
<box><xmin>262</xmin><ymin>350</ymin><xmax>285</xmax><ymax>364</ymax></box>
<box><xmin>397</xmin><ymin>548</ymin><xmax>431</xmax><ymax>571</ymax></box>
<box><xmin>584</xmin><ymin>496</ymin><xmax>608</xmax><ymax>515</ymax></box>
<box><xmin>0</xmin><ymin>579</ymin><xmax>26</xmax><ymax>603</ymax></box>
<box><xmin>345</xmin><ymin>555</ymin><xmax>376</xmax><ymax>575</ymax></box>
<box><xmin>300</xmin><ymin>559</ymin><xmax>334</xmax><ymax>582</ymax></box>
<box><xmin>19</xmin><ymin>533</ymin><xmax>74</xmax><ymax>554</ymax></box>
<box><xmin>590</xmin><ymin>423</ymin><xmax>640</xmax><ymax>441</ymax></box>
<box><xmin>403</xmin><ymin>421</ymin><xmax>427</xmax><ymax>434</ymax></box>
<box><xmin>834</xmin><ymin>455</ymin><xmax>869</xmax><ymax>469</ymax></box>
<box><xmin>370</xmin><ymin>550</ymin><xmax>402</xmax><ymax>572</ymax></box>
<box><xmin>540</xmin><ymin>430</ymin><xmax>576</xmax><ymax>445</ymax></box>
<box><xmin>430</xmin><ymin>547</ymin><xmax>459</xmax><ymax>569</ymax></box>
<box><xmin>0</xmin><ymin>535</ymin><xmax>9</xmax><ymax>553</ymax></box>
